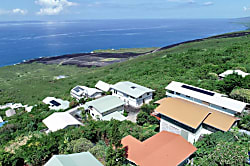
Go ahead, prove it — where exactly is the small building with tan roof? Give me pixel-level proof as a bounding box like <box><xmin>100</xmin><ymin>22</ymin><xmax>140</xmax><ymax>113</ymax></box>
<box><xmin>155</xmin><ymin>98</ymin><xmax>238</xmax><ymax>143</ymax></box>
<box><xmin>121</xmin><ymin>131</ymin><xmax>197</xmax><ymax>166</ymax></box>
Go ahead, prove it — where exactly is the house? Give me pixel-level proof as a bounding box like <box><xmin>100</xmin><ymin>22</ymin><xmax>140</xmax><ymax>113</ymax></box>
<box><xmin>165</xmin><ymin>81</ymin><xmax>247</xmax><ymax>115</ymax></box>
<box><xmin>5</xmin><ymin>109</ymin><xmax>16</xmax><ymax>117</ymax></box>
<box><xmin>110</xmin><ymin>81</ymin><xmax>155</xmax><ymax>108</ymax></box>
<box><xmin>43</xmin><ymin>97</ymin><xmax>70</xmax><ymax>111</ymax></box>
<box><xmin>121</xmin><ymin>131</ymin><xmax>197</xmax><ymax>166</ymax></box>
<box><xmin>43</xmin><ymin>112</ymin><xmax>83</xmax><ymax>132</ymax></box>
<box><xmin>95</xmin><ymin>80</ymin><xmax>111</xmax><ymax>92</ymax></box>
<box><xmin>71</xmin><ymin>86</ymin><xmax>102</xmax><ymax>100</ymax></box>
<box><xmin>219</xmin><ymin>70</ymin><xmax>249</xmax><ymax>79</ymax></box>
<box><xmin>0</xmin><ymin>116</ymin><xmax>3</xmax><ymax>123</ymax></box>
<box><xmin>84</xmin><ymin>95</ymin><xmax>126</xmax><ymax>121</ymax></box>
<box><xmin>45</xmin><ymin>152</ymin><xmax>103</xmax><ymax>166</ymax></box>
<box><xmin>156</xmin><ymin>98</ymin><xmax>238</xmax><ymax>143</ymax></box>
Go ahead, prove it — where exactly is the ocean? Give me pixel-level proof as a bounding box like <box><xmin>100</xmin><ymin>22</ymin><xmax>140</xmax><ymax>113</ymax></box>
<box><xmin>0</xmin><ymin>19</ymin><xmax>246</xmax><ymax>67</ymax></box>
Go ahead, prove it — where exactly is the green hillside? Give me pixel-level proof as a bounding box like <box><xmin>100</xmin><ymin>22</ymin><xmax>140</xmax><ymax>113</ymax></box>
<box><xmin>0</xmin><ymin>30</ymin><xmax>249</xmax><ymax>105</ymax></box>
<box><xmin>0</xmin><ymin>30</ymin><xmax>249</xmax><ymax>166</ymax></box>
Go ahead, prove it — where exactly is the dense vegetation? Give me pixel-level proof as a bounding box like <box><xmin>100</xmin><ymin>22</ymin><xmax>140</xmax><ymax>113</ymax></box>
<box><xmin>0</xmin><ymin>31</ymin><xmax>250</xmax><ymax>165</ymax></box>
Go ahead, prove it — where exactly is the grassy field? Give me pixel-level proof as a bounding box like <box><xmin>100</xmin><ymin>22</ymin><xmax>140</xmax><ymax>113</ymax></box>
<box><xmin>0</xmin><ymin>31</ymin><xmax>250</xmax><ymax>105</ymax></box>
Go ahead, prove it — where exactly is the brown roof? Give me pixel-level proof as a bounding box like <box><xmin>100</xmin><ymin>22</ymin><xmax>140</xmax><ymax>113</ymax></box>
<box><xmin>154</xmin><ymin>98</ymin><xmax>168</xmax><ymax>104</ymax></box>
<box><xmin>156</xmin><ymin>98</ymin><xmax>238</xmax><ymax>131</ymax></box>
<box><xmin>203</xmin><ymin>109</ymin><xmax>239</xmax><ymax>131</ymax></box>
<box><xmin>156</xmin><ymin>98</ymin><xmax>211</xmax><ymax>129</ymax></box>
<box><xmin>121</xmin><ymin>131</ymin><xmax>197</xmax><ymax>166</ymax></box>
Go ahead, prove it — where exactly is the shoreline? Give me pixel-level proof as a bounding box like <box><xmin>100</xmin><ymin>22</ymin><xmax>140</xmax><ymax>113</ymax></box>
<box><xmin>7</xmin><ymin>30</ymin><xmax>250</xmax><ymax>68</ymax></box>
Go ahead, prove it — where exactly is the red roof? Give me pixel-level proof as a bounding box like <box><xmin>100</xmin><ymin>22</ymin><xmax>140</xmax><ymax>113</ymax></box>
<box><xmin>121</xmin><ymin>131</ymin><xmax>197</xmax><ymax>166</ymax></box>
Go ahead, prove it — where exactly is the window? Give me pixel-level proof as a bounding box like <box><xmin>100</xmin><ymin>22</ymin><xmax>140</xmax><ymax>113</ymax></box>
<box><xmin>185</xmin><ymin>95</ymin><xmax>191</xmax><ymax>98</ymax></box>
<box><xmin>168</xmin><ymin>90</ymin><xmax>174</xmax><ymax>94</ymax></box>
<box><xmin>92</xmin><ymin>113</ymin><xmax>94</xmax><ymax>116</ymax></box>
<box><xmin>222</xmin><ymin>107</ymin><xmax>227</xmax><ymax>110</ymax></box>
<box><xmin>176</xmin><ymin>92</ymin><xmax>181</xmax><ymax>95</ymax></box>
<box><xmin>147</xmin><ymin>93</ymin><xmax>150</xmax><ymax>95</ymax></box>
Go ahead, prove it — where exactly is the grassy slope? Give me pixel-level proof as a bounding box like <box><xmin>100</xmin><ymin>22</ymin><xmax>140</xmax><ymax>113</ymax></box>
<box><xmin>0</xmin><ymin>31</ymin><xmax>250</xmax><ymax>105</ymax></box>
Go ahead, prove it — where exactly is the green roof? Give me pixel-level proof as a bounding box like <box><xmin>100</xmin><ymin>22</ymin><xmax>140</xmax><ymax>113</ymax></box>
<box><xmin>85</xmin><ymin>96</ymin><xmax>124</xmax><ymax>114</ymax></box>
<box><xmin>111</xmin><ymin>81</ymin><xmax>154</xmax><ymax>98</ymax></box>
<box><xmin>45</xmin><ymin>152</ymin><xmax>103</xmax><ymax>166</ymax></box>
<box><xmin>102</xmin><ymin>111</ymin><xmax>126</xmax><ymax>121</ymax></box>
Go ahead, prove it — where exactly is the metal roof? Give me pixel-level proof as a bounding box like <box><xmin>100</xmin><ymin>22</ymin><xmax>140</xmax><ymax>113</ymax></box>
<box><xmin>165</xmin><ymin>81</ymin><xmax>247</xmax><ymax>113</ymax></box>
<box><xmin>121</xmin><ymin>131</ymin><xmax>197</xmax><ymax>166</ymax></box>
<box><xmin>72</xmin><ymin>86</ymin><xmax>102</xmax><ymax>96</ymax></box>
<box><xmin>219</xmin><ymin>70</ymin><xmax>249</xmax><ymax>78</ymax></box>
<box><xmin>45</xmin><ymin>152</ymin><xmax>103</xmax><ymax>166</ymax></box>
<box><xmin>43</xmin><ymin>112</ymin><xmax>82</xmax><ymax>132</ymax></box>
<box><xmin>102</xmin><ymin>111</ymin><xmax>126</xmax><ymax>121</ymax></box>
<box><xmin>156</xmin><ymin>98</ymin><xmax>238</xmax><ymax>131</ymax></box>
<box><xmin>111</xmin><ymin>81</ymin><xmax>155</xmax><ymax>98</ymax></box>
<box><xmin>43</xmin><ymin>97</ymin><xmax>70</xmax><ymax>111</ymax></box>
<box><xmin>85</xmin><ymin>96</ymin><xmax>124</xmax><ymax>114</ymax></box>
<box><xmin>95</xmin><ymin>80</ymin><xmax>111</xmax><ymax>92</ymax></box>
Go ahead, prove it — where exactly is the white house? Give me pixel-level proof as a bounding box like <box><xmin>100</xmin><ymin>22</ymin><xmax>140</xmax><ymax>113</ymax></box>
<box><xmin>84</xmin><ymin>95</ymin><xmax>126</xmax><ymax>121</ymax></box>
<box><xmin>165</xmin><ymin>81</ymin><xmax>248</xmax><ymax>115</ymax></box>
<box><xmin>0</xmin><ymin>116</ymin><xmax>3</xmax><ymax>123</ymax></box>
<box><xmin>110</xmin><ymin>81</ymin><xmax>155</xmax><ymax>108</ymax></box>
<box><xmin>43</xmin><ymin>97</ymin><xmax>70</xmax><ymax>111</ymax></box>
<box><xmin>156</xmin><ymin>98</ymin><xmax>238</xmax><ymax>144</ymax></box>
<box><xmin>71</xmin><ymin>86</ymin><xmax>102</xmax><ymax>100</ymax></box>
<box><xmin>219</xmin><ymin>69</ymin><xmax>249</xmax><ymax>79</ymax></box>
<box><xmin>95</xmin><ymin>80</ymin><xmax>111</xmax><ymax>92</ymax></box>
<box><xmin>43</xmin><ymin>112</ymin><xmax>83</xmax><ymax>132</ymax></box>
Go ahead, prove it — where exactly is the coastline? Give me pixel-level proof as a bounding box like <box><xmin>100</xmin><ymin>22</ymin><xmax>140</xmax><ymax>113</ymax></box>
<box><xmin>13</xmin><ymin>30</ymin><xmax>250</xmax><ymax>68</ymax></box>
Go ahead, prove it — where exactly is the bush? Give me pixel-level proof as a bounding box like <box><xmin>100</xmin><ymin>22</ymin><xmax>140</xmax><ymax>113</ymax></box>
<box><xmin>230</xmin><ymin>88</ymin><xmax>250</xmax><ymax>103</ymax></box>
<box><xmin>65</xmin><ymin>138</ymin><xmax>94</xmax><ymax>153</ymax></box>
<box><xmin>136</xmin><ymin>111</ymin><xmax>159</xmax><ymax>126</ymax></box>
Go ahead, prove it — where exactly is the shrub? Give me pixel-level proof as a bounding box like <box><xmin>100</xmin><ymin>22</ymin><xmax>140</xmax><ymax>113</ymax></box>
<box><xmin>65</xmin><ymin>138</ymin><xmax>94</xmax><ymax>153</ymax></box>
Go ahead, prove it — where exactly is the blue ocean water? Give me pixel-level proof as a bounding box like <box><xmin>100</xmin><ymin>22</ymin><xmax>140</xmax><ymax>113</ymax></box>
<box><xmin>0</xmin><ymin>19</ymin><xmax>246</xmax><ymax>67</ymax></box>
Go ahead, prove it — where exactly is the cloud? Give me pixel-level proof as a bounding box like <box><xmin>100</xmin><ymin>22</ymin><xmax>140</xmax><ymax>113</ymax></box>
<box><xmin>203</xmin><ymin>2</ymin><xmax>214</xmax><ymax>6</ymax></box>
<box><xmin>243</xmin><ymin>6</ymin><xmax>250</xmax><ymax>11</ymax></box>
<box><xmin>35</xmin><ymin>0</ymin><xmax>77</xmax><ymax>15</ymax></box>
<box><xmin>12</xmin><ymin>8</ymin><xmax>28</xmax><ymax>15</ymax></box>
<box><xmin>0</xmin><ymin>8</ymin><xmax>27</xmax><ymax>15</ymax></box>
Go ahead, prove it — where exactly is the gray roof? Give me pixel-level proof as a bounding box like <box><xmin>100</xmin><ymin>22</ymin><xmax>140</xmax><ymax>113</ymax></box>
<box><xmin>102</xmin><ymin>111</ymin><xmax>126</xmax><ymax>121</ymax></box>
<box><xmin>111</xmin><ymin>81</ymin><xmax>155</xmax><ymax>98</ymax></box>
<box><xmin>85</xmin><ymin>96</ymin><xmax>124</xmax><ymax>114</ymax></box>
<box><xmin>45</xmin><ymin>152</ymin><xmax>103</xmax><ymax>166</ymax></box>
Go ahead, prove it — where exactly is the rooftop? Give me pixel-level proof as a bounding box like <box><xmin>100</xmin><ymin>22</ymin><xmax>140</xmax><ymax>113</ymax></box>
<box><xmin>85</xmin><ymin>95</ymin><xmax>124</xmax><ymax>114</ymax></box>
<box><xmin>45</xmin><ymin>152</ymin><xmax>103</xmax><ymax>166</ymax></box>
<box><xmin>102</xmin><ymin>111</ymin><xmax>126</xmax><ymax>121</ymax></box>
<box><xmin>72</xmin><ymin>86</ymin><xmax>102</xmax><ymax>96</ymax></box>
<box><xmin>156</xmin><ymin>98</ymin><xmax>210</xmax><ymax>129</ymax></box>
<box><xmin>111</xmin><ymin>81</ymin><xmax>154</xmax><ymax>98</ymax></box>
<box><xmin>165</xmin><ymin>81</ymin><xmax>247</xmax><ymax>113</ymax></box>
<box><xmin>121</xmin><ymin>131</ymin><xmax>197</xmax><ymax>166</ymax></box>
<box><xmin>156</xmin><ymin>98</ymin><xmax>238</xmax><ymax>131</ymax></box>
<box><xmin>219</xmin><ymin>70</ymin><xmax>249</xmax><ymax>78</ymax></box>
<box><xmin>95</xmin><ymin>80</ymin><xmax>111</xmax><ymax>92</ymax></box>
<box><xmin>42</xmin><ymin>112</ymin><xmax>82</xmax><ymax>132</ymax></box>
<box><xmin>43</xmin><ymin>97</ymin><xmax>70</xmax><ymax>111</ymax></box>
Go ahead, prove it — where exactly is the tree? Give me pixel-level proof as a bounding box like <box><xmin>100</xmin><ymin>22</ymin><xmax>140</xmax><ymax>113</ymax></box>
<box><xmin>0</xmin><ymin>150</ymin><xmax>24</xmax><ymax>166</ymax></box>
<box><xmin>141</xmin><ymin>104</ymin><xmax>155</xmax><ymax>114</ymax></box>
<box><xmin>218</xmin><ymin>73</ymin><xmax>243</xmax><ymax>94</ymax></box>
<box><xmin>65</xmin><ymin>138</ymin><xmax>94</xmax><ymax>153</ymax></box>
<box><xmin>136</xmin><ymin>111</ymin><xmax>149</xmax><ymax>125</ymax></box>
<box><xmin>137</xmin><ymin>111</ymin><xmax>159</xmax><ymax>126</ymax></box>
<box><xmin>105</xmin><ymin>144</ymin><xmax>126</xmax><ymax>166</ymax></box>
<box><xmin>107</xmin><ymin>119</ymin><xmax>122</xmax><ymax>148</ymax></box>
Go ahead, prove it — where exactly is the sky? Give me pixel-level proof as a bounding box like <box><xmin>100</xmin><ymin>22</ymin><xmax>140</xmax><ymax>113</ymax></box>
<box><xmin>0</xmin><ymin>0</ymin><xmax>250</xmax><ymax>21</ymax></box>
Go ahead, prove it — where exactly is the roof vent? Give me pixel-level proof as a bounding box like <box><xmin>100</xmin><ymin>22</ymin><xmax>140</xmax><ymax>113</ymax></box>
<box><xmin>131</xmin><ymin>86</ymin><xmax>136</xmax><ymax>89</ymax></box>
